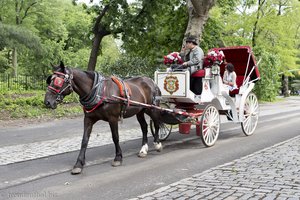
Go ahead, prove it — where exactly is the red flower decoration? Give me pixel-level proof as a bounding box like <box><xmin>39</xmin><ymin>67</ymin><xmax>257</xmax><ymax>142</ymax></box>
<box><xmin>164</xmin><ymin>52</ymin><xmax>183</xmax><ymax>65</ymax></box>
<box><xmin>203</xmin><ymin>49</ymin><xmax>225</xmax><ymax>67</ymax></box>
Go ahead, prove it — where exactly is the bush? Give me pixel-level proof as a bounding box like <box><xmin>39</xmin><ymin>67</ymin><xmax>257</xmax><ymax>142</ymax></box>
<box><xmin>99</xmin><ymin>55</ymin><xmax>162</xmax><ymax>78</ymax></box>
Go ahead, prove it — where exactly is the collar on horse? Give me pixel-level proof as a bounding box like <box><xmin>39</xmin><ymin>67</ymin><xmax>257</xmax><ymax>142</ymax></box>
<box><xmin>79</xmin><ymin>73</ymin><xmax>132</xmax><ymax>114</ymax></box>
<box><xmin>80</xmin><ymin>72</ymin><xmax>107</xmax><ymax>113</ymax></box>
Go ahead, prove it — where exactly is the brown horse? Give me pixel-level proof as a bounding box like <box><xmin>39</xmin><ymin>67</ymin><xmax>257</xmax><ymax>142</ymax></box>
<box><xmin>44</xmin><ymin>62</ymin><xmax>162</xmax><ymax>174</ymax></box>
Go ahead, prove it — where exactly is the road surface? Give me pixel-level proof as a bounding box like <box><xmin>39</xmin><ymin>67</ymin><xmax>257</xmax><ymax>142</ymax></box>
<box><xmin>0</xmin><ymin>96</ymin><xmax>299</xmax><ymax>200</ymax></box>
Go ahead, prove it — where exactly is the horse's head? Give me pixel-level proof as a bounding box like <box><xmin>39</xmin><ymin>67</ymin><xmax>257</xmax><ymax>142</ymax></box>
<box><xmin>44</xmin><ymin>61</ymin><xmax>73</xmax><ymax>109</ymax></box>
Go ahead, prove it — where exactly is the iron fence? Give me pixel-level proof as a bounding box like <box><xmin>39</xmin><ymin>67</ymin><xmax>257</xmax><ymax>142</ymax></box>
<box><xmin>0</xmin><ymin>74</ymin><xmax>47</xmax><ymax>91</ymax></box>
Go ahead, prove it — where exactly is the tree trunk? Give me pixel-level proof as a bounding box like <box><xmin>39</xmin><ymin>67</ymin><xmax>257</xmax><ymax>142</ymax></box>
<box><xmin>252</xmin><ymin>0</ymin><xmax>266</xmax><ymax>48</ymax></box>
<box><xmin>12</xmin><ymin>48</ymin><xmax>18</xmax><ymax>77</ymax></box>
<box><xmin>87</xmin><ymin>5</ymin><xmax>111</xmax><ymax>71</ymax></box>
<box><xmin>282</xmin><ymin>75</ymin><xmax>290</xmax><ymax>97</ymax></box>
<box><xmin>183</xmin><ymin>0</ymin><xmax>215</xmax><ymax>44</ymax></box>
<box><xmin>87</xmin><ymin>33</ymin><xmax>104</xmax><ymax>71</ymax></box>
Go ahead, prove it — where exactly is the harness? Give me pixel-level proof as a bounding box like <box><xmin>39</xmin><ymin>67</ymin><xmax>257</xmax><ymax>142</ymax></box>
<box><xmin>111</xmin><ymin>76</ymin><xmax>132</xmax><ymax>119</ymax></box>
<box><xmin>48</xmin><ymin>70</ymin><xmax>133</xmax><ymax>116</ymax></box>
<box><xmin>47</xmin><ymin>71</ymin><xmax>73</xmax><ymax>103</ymax></box>
<box><xmin>80</xmin><ymin>72</ymin><xmax>107</xmax><ymax>113</ymax></box>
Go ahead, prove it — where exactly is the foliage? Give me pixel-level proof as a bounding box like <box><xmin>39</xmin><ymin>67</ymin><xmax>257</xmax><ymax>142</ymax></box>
<box><xmin>290</xmin><ymin>71</ymin><xmax>300</xmax><ymax>94</ymax></box>
<box><xmin>253</xmin><ymin>48</ymin><xmax>281</xmax><ymax>101</ymax></box>
<box><xmin>121</xmin><ymin>0</ymin><xmax>187</xmax><ymax>62</ymax></box>
<box><xmin>0</xmin><ymin>0</ymin><xmax>120</xmax><ymax>77</ymax></box>
<box><xmin>99</xmin><ymin>54</ymin><xmax>160</xmax><ymax>78</ymax></box>
<box><xmin>211</xmin><ymin>0</ymin><xmax>300</xmax><ymax>72</ymax></box>
<box><xmin>0</xmin><ymin>90</ymin><xmax>82</xmax><ymax>119</ymax></box>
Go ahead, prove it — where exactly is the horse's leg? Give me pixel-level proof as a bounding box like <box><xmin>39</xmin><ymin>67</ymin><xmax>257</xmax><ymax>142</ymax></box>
<box><xmin>137</xmin><ymin>112</ymin><xmax>149</xmax><ymax>158</ymax></box>
<box><xmin>71</xmin><ymin>116</ymin><xmax>96</xmax><ymax>175</ymax></box>
<box><xmin>109</xmin><ymin>119</ymin><xmax>123</xmax><ymax>167</ymax></box>
<box><xmin>149</xmin><ymin>113</ymin><xmax>163</xmax><ymax>152</ymax></box>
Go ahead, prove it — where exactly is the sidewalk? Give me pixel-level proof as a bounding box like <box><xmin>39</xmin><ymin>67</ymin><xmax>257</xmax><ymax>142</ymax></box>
<box><xmin>131</xmin><ymin>135</ymin><xmax>300</xmax><ymax>200</ymax></box>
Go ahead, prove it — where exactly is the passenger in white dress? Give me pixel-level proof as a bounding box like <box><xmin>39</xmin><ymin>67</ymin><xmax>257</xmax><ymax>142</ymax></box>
<box><xmin>223</xmin><ymin>63</ymin><xmax>237</xmax><ymax>91</ymax></box>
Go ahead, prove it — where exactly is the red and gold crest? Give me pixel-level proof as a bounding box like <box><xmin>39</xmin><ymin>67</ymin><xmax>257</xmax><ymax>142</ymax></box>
<box><xmin>54</xmin><ymin>77</ymin><xmax>64</xmax><ymax>88</ymax></box>
<box><xmin>164</xmin><ymin>75</ymin><xmax>179</xmax><ymax>95</ymax></box>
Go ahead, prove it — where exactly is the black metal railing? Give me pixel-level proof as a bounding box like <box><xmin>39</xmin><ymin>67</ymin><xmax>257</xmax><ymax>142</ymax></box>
<box><xmin>0</xmin><ymin>74</ymin><xmax>47</xmax><ymax>91</ymax></box>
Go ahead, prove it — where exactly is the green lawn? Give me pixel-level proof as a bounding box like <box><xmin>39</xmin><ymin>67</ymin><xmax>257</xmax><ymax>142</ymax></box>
<box><xmin>0</xmin><ymin>90</ymin><xmax>83</xmax><ymax>120</ymax></box>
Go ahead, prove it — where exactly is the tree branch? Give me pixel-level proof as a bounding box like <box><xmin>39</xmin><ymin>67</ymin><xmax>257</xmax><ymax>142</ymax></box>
<box><xmin>20</xmin><ymin>1</ymin><xmax>37</xmax><ymax>24</ymax></box>
<box><xmin>93</xmin><ymin>5</ymin><xmax>109</xmax><ymax>33</ymax></box>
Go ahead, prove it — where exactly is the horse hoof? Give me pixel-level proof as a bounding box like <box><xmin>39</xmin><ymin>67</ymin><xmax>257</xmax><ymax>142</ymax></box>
<box><xmin>111</xmin><ymin>160</ymin><xmax>122</xmax><ymax>167</ymax></box>
<box><xmin>71</xmin><ymin>167</ymin><xmax>82</xmax><ymax>175</ymax></box>
<box><xmin>154</xmin><ymin>142</ymin><xmax>163</xmax><ymax>152</ymax></box>
<box><xmin>138</xmin><ymin>152</ymin><xmax>147</xmax><ymax>158</ymax></box>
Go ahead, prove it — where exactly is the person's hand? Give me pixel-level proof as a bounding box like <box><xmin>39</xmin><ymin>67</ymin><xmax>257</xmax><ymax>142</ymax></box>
<box><xmin>182</xmin><ymin>62</ymin><xmax>188</xmax><ymax>66</ymax></box>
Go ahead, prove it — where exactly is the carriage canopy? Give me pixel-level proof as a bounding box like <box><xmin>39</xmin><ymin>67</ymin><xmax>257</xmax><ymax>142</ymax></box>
<box><xmin>214</xmin><ymin>46</ymin><xmax>260</xmax><ymax>83</ymax></box>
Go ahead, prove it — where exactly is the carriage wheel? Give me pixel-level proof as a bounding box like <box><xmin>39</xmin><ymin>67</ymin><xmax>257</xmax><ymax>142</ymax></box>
<box><xmin>241</xmin><ymin>93</ymin><xmax>259</xmax><ymax>136</ymax></box>
<box><xmin>150</xmin><ymin>120</ymin><xmax>172</xmax><ymax>141</ymax></box>
<box><xmin>200</xmin><ymin>105</ymin><xmax>220</xmax><ymax>147</ymax></box>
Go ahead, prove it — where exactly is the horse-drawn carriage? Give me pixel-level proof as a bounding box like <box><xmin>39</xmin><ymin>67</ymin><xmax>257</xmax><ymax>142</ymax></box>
<box><xmin>44</xmin><ymin>46</ymin><xmax>260</xmax><ymax>174</ymax></box>
<box><xmin>151</xmin><ymin>46</ymin><xmax>260</xmax><ymax>147</ymax></box>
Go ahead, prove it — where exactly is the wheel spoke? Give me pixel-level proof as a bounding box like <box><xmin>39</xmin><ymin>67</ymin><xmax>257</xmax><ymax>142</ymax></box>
<box><xmin>201</xmin><ymin>105</ymin><xmax>220</xmax><ymax>146</ymax></box>
<box><xmin>242</xmin><ymin>93</ymin><xmax>259</xmax><ymax>136</ymax></box>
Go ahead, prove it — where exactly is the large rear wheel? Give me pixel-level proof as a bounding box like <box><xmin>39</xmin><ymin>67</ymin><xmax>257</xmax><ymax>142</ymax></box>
<box><xmin>241</xmin><ymin>93</ymin><xmax>259</xmax><ymax>136</ymax></box>
<box><xmin>150</xmin><ymin>120</ymin><xmax>172</xmax><ymax>141</ymax></box>
<box><xmin>200</xmin><ymin>105</ymin><xmax>220</xmax><ymax>147</ymax></box>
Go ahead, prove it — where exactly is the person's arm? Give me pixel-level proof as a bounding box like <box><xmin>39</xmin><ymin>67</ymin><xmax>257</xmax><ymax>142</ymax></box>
<box><xmin>229</xmin><ymin>72</ymin><xmax>237</xmax><ymax>87</ymax></box>
<box><xmin>186</xmin><ymin>48</ymin><xmax>203</xmax><ymax>67</ymax></box>
<box><xmin>223</xmin><ymin>71</ymin><xmax>228</xmax><ymax>84</ymax></box>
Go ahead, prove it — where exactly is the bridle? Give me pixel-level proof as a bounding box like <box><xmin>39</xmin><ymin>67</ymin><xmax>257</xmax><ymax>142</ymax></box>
<box><xmin>47</xmin><ymin>70</ymin><xmax>73</xmax><ymax>102</ymax></box>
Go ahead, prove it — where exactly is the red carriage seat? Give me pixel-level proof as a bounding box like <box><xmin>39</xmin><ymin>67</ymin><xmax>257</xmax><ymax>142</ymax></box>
<box><xmin>191</xmin><ymin>69</ymin><xmax>205</xmax><ymax>78</ymax></box>
<box><xmin>229</xmin><ymin>75</ymin><xmax>244</xmax><ymax>96</ymax></box>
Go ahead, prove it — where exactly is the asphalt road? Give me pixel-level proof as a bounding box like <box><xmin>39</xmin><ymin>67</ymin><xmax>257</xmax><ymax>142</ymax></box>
<box><xmin>0</xmin><ymin>96</ymin><xmax>299</xmax><ymax>200</ymax></box>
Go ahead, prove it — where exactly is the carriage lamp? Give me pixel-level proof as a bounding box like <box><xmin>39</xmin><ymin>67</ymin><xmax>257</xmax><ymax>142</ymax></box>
<box><xmin>211</xmin><ymin>63</ymin><xmax>220</xmax><ymax>75</ymax></box>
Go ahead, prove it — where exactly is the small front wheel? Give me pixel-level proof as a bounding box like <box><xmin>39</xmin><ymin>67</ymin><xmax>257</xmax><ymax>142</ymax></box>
<box><xmin>200</xmin><ymin>105</ymin><xmax>220</xmax><ymax>147</ymax></box>
<box><xmin>150</xmin><ymin>120</ymin><xmax>172</xmax><ymax>141</ymax></box>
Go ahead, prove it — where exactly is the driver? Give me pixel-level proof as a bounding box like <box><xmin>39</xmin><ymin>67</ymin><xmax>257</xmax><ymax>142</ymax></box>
<box><xmin>179</xmin><ymin>36</ymin><xmax>204</xmax><ymax>95</ymax></box>
<box><xmin>180</xmin><ymin>36</ymin><xmax>204</xmax><ymax>73</ymax></box>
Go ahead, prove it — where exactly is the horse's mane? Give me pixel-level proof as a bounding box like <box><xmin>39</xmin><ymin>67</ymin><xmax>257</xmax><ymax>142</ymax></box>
<box><xmin>84</xmin><ymin>70</ymin><xmax>95</xmax><ymax>80</ymax></box>
<box><xmin>73</xmin><ymin>68</ymin><xmax>95</xmax><ymax>80</ymax></box>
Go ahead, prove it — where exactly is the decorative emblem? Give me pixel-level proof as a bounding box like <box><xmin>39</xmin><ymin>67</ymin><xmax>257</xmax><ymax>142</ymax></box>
<box><xmin>54</xmin><ymin>77</ymin><xmax>64</xmax><ymax>88</ymax></box>
<box><xmin>164</xmin><ymin>75</ymin><xmax>179</xmax><ymax>95</ymax></box>
<box><xmin>204</xmin><ymin>81</ymin><xmax>209</xmax><ymax>90</ymax></box>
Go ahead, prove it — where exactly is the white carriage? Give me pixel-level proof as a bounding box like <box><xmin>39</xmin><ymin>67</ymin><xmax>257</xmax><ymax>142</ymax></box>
<box><xmin>152</xmin><ymin>46</ymin><xmax>260</xmax><ymax>147</ymax></box>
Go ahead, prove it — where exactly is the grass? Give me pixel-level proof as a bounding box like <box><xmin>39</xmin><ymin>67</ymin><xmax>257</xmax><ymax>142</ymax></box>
<box><xmin>0</xmin><ymin>90</ymin><xmax>83</xmax><ymax>120</ymax></box>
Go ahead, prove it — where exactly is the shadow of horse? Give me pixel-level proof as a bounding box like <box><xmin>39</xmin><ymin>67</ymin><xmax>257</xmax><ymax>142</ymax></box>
<box><xmin>44</xmin><ymin>62</ymin><xmax>162</xmax><ymax>174</ymax></box>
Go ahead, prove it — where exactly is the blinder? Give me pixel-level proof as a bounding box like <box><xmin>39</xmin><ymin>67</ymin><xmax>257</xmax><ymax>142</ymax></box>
<box><xmin>47</xmin><ymin>71</ymin><xmax>73</xmax><ymax>102</ymax></box>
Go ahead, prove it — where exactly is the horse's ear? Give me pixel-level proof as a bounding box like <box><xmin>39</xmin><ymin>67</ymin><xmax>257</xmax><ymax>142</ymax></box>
<box><xmin>46</xmin><ymin>75</ymin><xmax>52</xmax><ymax>85</ymax></box>
<box><xmin>59</xmin><ymin>61</ymin><xmax>66</xmax><ymax>73</ymax></box>
<box><xmin>60</xmin><ymin>61</ymin><xmax>65</xmax><ymax>68</ymax></box>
